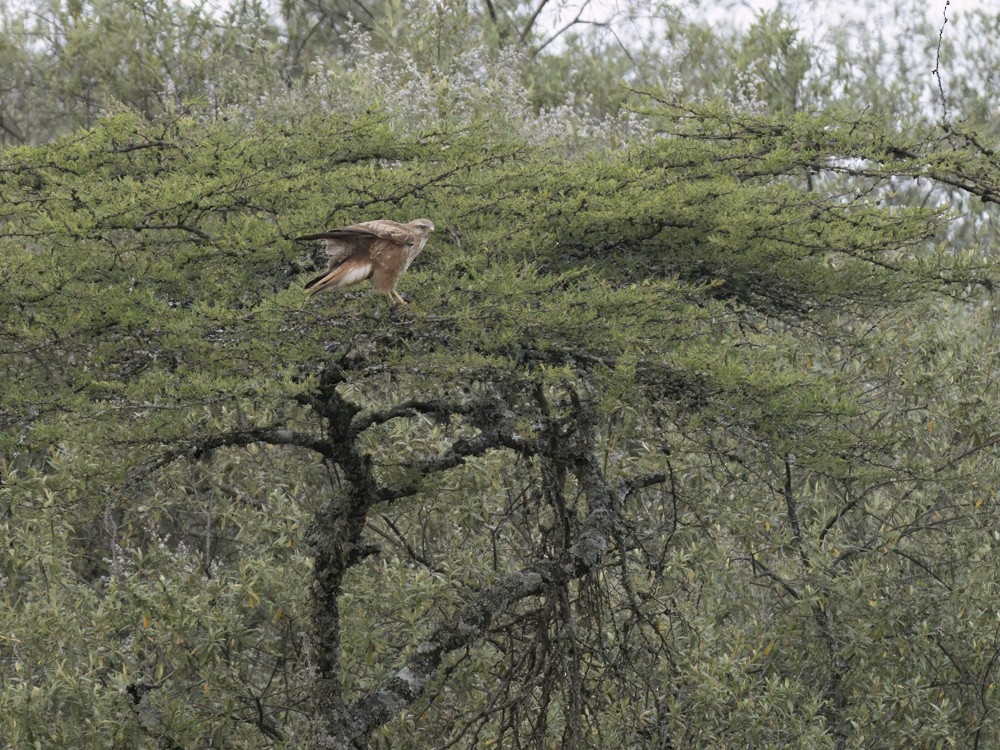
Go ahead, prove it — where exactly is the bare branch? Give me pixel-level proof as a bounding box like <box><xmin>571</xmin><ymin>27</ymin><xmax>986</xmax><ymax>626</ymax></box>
<box><xmin>368</xmin><ymin>514</ymin><xmax>445</xmax><ymax>574</ymax></box>
<box><xmin>129</xmin><ymin>427</ymin><xmax>332</xmax><ymax>487</ymax></box>
<box><xmin>745</xmin><ymin>553</ymin><xmax>802</xmax><ymax>601</ymax></box>
<box><xmin>346</xmin><ymin>561</ymin><xmax>556</xmax><ymax>739</ymax></box>
<box><xmin>483</xmin><ymin>0</ymin><xmax>497</xmax><ymax>23</ymax></box>
<box><xmin>518</xmin><ymin>0</ymin><xmax>554</xmax><ymax>45</ymax></box>
<box><xmin>377</xmin><ymin>427</ymin><xmax>538</xmax><ymax>503</ymax></box>
<box><xmin>107</xmin><ymin>140</ymin><xmax>176</xmax><ymax>154</ymax></box>
<box><xmin>932</xmin><ymin>0</ymin><xmax>951</xmax><ymax>124</ymax></box>
<box><xmin>343</xmin><ymin>389</ymin><xmax>622</xmax><ymax>742</ymax></box>
<box><xmin>347</xmin><ymin>471</ymin><xmax>615</xmax><ymax>740</ymax></box>
<box><xmin>617</xmin><ymin>470</ymin><xmax>667</xmax><ymax>500</ymax></box>
<box><xmin>350</xmin><ymin>397</ymin><xmax>482</xmax><ymax>436</ymax></box>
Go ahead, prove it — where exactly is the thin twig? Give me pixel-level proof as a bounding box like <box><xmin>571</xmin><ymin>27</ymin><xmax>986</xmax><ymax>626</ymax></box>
<box><xmin>932</xmin><ymin>0</ymin><xmax>950</xmax><ymax>125</ymax></box>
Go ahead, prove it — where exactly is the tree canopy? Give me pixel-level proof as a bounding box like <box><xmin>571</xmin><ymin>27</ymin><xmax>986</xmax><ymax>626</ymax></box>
<box><xmin>4</xmin><ymin>1</ymin><xmax>1000</xmax><ymax>748</ymax></box>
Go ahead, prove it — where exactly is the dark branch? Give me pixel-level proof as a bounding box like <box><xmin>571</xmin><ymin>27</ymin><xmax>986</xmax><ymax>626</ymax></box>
<box><xmin>518</xmin><ymin>0</ymin><xmax>553</xmax><ymax>45</ymax></box>
<box><xmin>108</xmin><ymin>140</ymin><xmax>175</xmax><ymax>154</ymax></box>
<box><xmin>130</xmin><ymin>427</ymin><xmax>332</xmax><ymax>486</ymax></box>
<box><xmin>343</xmin><ymin>388</ymin><xmax>621</xmax><ymax>743</ymax></box>
<box><xmin>346</xmin><ymin>558</ymin><xmax>570</xmax><ymax>740</ymax></box>
<box><xmin>377</xmin><ymin>427</ymin><xmax>538</xmax><ymax>503</ymax></box>
<box><xmin>617</xmin><ymin>471</ymin><xmax>667</xmax><ymax>500</ymax></box>
<box><xmin>134</xmin><ymin>222</ymin><xmax>213</xmax><ymax>241</ymax></box>
<box><xmin>350</xmin><ymin>397</ymin><xmax>482</xmax><ymax>436</ymax></box>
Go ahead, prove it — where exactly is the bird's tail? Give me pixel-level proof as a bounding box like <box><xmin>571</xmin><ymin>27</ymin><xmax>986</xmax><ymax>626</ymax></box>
<box><xmin>304</xmin><ymin>258</ymin><xmax>374</xmax><ymax>296</ymax></box>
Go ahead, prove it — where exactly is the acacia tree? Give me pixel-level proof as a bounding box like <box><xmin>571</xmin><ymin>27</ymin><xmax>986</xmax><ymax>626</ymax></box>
<box><xmin>3</xmin><ymin>82</ymin><xmax>1000</xmax><ymax>750</ymax></box>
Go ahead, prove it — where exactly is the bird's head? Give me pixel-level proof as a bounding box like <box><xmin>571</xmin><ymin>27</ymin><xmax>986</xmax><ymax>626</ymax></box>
<box><xmin>410</xmin><ymin>218</ymin><xmax>435</xmax><ymax>236</ymax></box>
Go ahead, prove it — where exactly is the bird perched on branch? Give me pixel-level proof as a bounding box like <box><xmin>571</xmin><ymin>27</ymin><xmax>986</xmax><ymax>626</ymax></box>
<box><xmin>298</xmin><ymin>218</ymin><xmax>435</xmax><ymax>305</ymax></box>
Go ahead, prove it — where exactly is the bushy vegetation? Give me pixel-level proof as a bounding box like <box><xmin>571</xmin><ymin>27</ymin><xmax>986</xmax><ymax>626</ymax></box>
<box><xmin>3</xmin><ymin>1</ymin><xmax>1000</xmax><ymax>748</ymax></box>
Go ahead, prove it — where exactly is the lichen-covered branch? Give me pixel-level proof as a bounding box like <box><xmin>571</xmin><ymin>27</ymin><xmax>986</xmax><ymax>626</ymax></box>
<box><xmin>332</xmin><ymin>388</ymin><xmax>628</xmax><ymax>747</ymax></box>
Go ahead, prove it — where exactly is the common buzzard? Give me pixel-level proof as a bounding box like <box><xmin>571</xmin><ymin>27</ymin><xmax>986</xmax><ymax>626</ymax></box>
<box><xmin>299</xmin><ymin>218</ymin><xmax>435</xmax><ymax>305</ymax></box>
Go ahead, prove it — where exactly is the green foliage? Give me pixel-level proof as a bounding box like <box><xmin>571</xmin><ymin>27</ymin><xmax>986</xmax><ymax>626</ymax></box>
<box><xmin>4</xmin><ymin>3</ymin><xmax>1000</xmax><ymax>746</ymax></box>
<box><xmin>0</xmin><ymin>0</ymin><xmax>279</xmax><ymax>143</ymax></box>
<box><xmin>3</xmin><ymin>96</ymin><xmax>1000</xmax><ymax>746</ymax></box>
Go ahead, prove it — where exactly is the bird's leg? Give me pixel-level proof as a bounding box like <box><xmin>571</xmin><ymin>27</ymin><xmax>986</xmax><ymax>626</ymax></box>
<box><xmin>391</xmin><ymin>290</ymin><xmax>408</xmax><ymax>305</ymax></box>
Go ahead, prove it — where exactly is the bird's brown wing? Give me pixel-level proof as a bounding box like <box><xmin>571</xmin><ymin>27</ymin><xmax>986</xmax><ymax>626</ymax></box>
<box><xmin>303</xmin><ymin>236</ymin><xmax>409</xmax><ymax>296</ymax></box>
<box><xmin>297</xmin><ymin>220</ymin><xmax>415</xmax><ymax>246</ymax></box>
<box><xmin>297</xmin><ymin>220</ymin><xmax>416</xmax><ymax>269</ymax></box>
<box><xmin>353</xmin><ymin>220</ymin><xmax>418</xmax><ymax>245</ymax></box>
